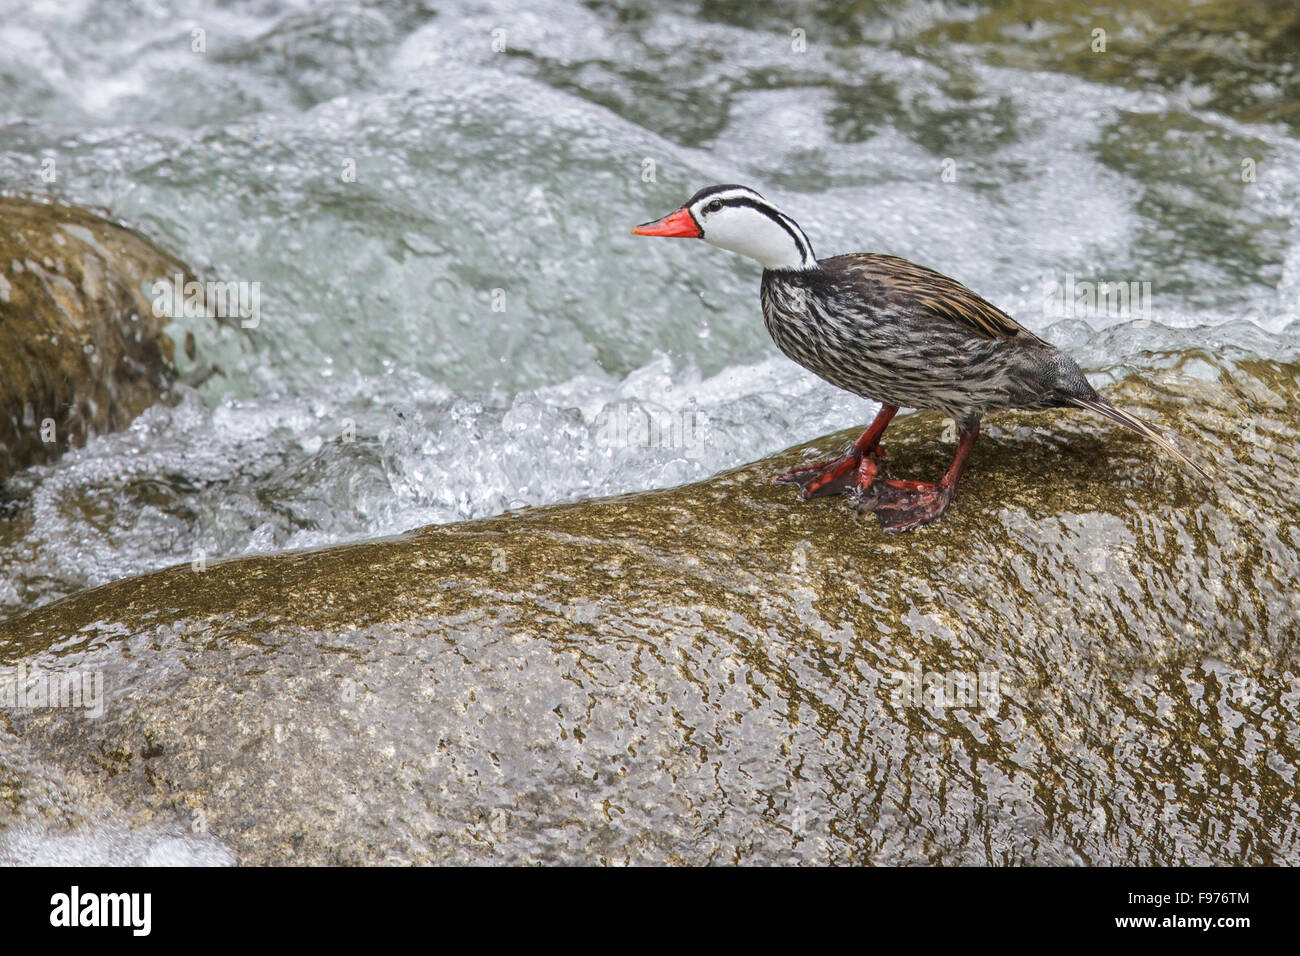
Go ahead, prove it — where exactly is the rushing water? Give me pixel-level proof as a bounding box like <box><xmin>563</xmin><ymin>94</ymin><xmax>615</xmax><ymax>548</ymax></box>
<box><xmin>1</xmin><ymin>0</ymin><xmax>1298</xmax><ymax>615</ymax></box>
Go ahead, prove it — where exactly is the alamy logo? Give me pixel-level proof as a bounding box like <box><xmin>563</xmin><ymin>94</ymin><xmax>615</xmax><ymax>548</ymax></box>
<box><xmin>890</xmin><ymin>662</ymin><xmax>1002</xmax><ymax>714</ymax></box>
<box><xmin>1044</xmin><ymin>275</ymin><xmax>1152</xmax><ymax>321</ymax></box>
<box><xmin>0</xmin><ymin>663</ymin><xmax>103</xmax><ymax>718</ymax></box>
<box><xmin>593</xmin><ymin>402</ymin><xmax>706</xmax><ymax>457</ymax></box>
<box><xmin>151</xmin><ymin>273</ymin><xmax>261</xmax><ymax>328</ymax></box>
<box><xmin>49</xmin><ymin>886</ymin><xmax>151</xmax><ymax>936</ymax></box>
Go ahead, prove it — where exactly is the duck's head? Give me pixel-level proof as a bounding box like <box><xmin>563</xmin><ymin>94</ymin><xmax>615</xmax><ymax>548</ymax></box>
<box><xmin>632</xmin><ymin>184</ymin><xmax>816</xmax><ymax>271</ymax></box>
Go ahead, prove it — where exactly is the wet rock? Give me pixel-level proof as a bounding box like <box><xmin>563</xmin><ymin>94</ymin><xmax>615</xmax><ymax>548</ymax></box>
<box><xmin>1</xmin><ymin>358</ymin><xmax>1298</xmax><ymax>864</ymax></box>
<box><xmin>0</xmin><ymin>194</ymin><xmax>197</xmax><ymax>478</ymax></box>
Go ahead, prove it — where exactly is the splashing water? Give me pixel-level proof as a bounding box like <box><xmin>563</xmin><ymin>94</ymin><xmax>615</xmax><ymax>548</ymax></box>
<box><xmin>1</xmin><ymin>0</ymin><xmax>1298</xmax><ymax>615</ymax></box>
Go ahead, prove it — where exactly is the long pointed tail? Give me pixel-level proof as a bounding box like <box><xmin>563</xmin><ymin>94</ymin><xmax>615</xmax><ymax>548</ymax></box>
<box><xmin>1070</xmin><ymin>396</ymin><xmax>1210</xmax><ymax>482</ymax></box>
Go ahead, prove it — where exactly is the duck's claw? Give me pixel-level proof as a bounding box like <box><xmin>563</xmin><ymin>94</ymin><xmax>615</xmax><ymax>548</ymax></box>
<box><xmin>775</xmin><ymin>448</ymin><xmax>883</xmax><ymax>500</ymax></box>
<box><xmin>773</xmin><ymin>453</ymin><xmax>858</xmax><ymax>499</ymax></box>
<box><xmin>851</xmin><ymin>479</ymin><xmax>955</xmax><ymax>533</ymax></box>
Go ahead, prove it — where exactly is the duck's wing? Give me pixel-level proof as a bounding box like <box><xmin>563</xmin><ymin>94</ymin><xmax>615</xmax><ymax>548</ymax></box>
<box><xmin>823</xmin><ymin>253</ymin><xmax>1030</xmax><ymax>341</ymax></box>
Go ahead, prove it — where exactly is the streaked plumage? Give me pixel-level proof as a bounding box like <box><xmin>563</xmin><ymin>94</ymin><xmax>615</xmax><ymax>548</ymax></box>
<box><xmin>633</xmin><ymin>184</ymin><xmax>1206</xmax><ymax>531</ymax></box>
<box><xmin>759</xmin><ymin>255</ymin><xmax>1089</xmax><ymax>429</ymax></box>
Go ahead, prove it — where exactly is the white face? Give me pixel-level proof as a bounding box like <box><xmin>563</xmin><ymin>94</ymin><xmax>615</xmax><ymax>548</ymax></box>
<box><xmin>688</xmin><ymin>188</ymin><xmax>815</xmax><ymax>271</ymax></box>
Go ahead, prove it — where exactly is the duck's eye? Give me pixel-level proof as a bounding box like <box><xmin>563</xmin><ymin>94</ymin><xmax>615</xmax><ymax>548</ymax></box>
<box><xmin>706</xmin><ymin>200</ymin><xmax>724</xmax><ymax>213</ymax></box>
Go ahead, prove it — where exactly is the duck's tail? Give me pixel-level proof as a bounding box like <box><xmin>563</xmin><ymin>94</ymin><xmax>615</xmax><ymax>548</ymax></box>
<box><xmin>1069</xmin><ymin>396</ymin><xmax>1211</xmax><ymax>483</ymax></box>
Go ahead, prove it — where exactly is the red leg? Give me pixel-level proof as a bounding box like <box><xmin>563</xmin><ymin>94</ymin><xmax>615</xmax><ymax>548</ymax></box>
<box><xmin>856</xmin><ymin>420</ymin><xmax>980</xmax><ymax>532</ymax></box>
<box><xmin>774</xmin><ymin>404</ymin><xmax>898</xmax><ymax>499</ymax></box>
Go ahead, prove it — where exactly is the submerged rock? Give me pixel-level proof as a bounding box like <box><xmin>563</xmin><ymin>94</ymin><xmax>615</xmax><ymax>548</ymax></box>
<box><xmin>1</xmin><ymin>358</ymin><xmax>1298</xmax><ymax>864</ymax></box>
<box><xmin>0</xmin><ymin>194</ymin><xmax>198</xmax><ymax>479</ymax></box>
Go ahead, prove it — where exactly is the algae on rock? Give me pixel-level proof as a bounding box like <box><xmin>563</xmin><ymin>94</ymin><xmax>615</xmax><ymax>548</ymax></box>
<box><xmin>0</xmin><ymin>194</ymin><xmax>202</xmax><ymax>478</ymax></box>
<box><xmin>0</xmin><ymin>358</ymin><xmax>1298</xmax><ymax>864</ymax></box>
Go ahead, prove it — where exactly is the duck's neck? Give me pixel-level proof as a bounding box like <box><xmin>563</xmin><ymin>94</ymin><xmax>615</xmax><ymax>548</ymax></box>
<box><xmin>753</xmin><ymin>209</ymin><xmax>818</xmax><ymax>271</ymax></box>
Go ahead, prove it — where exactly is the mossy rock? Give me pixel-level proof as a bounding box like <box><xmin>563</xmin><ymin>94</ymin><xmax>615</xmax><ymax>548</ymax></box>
<box><xmin>0</xmin><ymin>194</ymin><xmax>197</xmax><ymax>478</ymax></box>
<box><xmin>0</xmin><ymin>358</ymin><xmax>1297</xmax><ymax>864</ymax></box>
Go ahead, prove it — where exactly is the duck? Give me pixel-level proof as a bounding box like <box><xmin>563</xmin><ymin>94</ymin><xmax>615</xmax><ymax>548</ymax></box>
<box><xmin>632</xmin><ymin>184</ymin><xmax>1206</xmax><ymax>532</ymax></box>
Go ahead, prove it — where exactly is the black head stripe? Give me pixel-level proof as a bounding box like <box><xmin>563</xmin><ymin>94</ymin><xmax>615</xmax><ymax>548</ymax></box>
<box><xmin>687</xmin><ymin>183</ymin><xmax>759</xmax><ymax>206</ymax></box>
